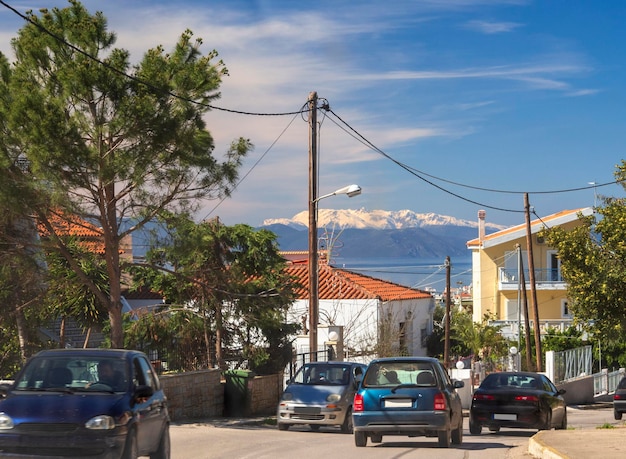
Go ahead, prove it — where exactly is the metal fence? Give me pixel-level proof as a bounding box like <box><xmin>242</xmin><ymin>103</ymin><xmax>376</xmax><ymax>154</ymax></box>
<box><xmin>551</xmin><ymin>345</ymin><xmax>592</xmax><ymax>384</ymax></box>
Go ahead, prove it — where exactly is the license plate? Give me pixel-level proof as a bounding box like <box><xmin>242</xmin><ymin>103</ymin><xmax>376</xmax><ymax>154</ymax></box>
<box><xmin>384</xmin><ymin>399</ymin><xmax>412</xmax><ymax>408</ymax></box>
<box><xmin>494</xmin><ymin>413</ymin><xmax>517</xmax><ymax>420</ymax></box>
<box><xmin>294</xmin><ymin>407</ymin><xmax>321</xmax><ymax>415</ymax></box>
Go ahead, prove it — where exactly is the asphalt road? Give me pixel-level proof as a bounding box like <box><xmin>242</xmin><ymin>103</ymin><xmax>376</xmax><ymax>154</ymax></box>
<box><xmin>169</xmin><ymin>406</ymin><xmax>618</xmax><ymax>459</ymax></box>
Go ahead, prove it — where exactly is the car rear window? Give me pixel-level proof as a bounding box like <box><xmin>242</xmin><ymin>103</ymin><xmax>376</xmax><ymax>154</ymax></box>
<box><xmin>480</xmin><ymin>374</ymin><xmax>539</xmax><ymax>389</ymax></box>
<box><xmin>363</xmin><ymin>362</ymin><xmax>437</xmax><ymax>387</ymax></box>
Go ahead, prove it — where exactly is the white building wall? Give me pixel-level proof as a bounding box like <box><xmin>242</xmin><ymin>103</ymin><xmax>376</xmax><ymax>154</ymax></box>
<box><xmin>289</xmin><ymin>296</ymin><xmax>434</xmax><ymax>360</ymax></box>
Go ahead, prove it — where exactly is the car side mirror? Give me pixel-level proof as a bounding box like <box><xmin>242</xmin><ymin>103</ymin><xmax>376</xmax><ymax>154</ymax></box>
<box><xmin>0</xmin><ymin>383</ymin><xmax>11</xmax><ymax>398</ymax></box>
<box><xmin>453</xmin><ymin>380</ymin><xmax>464</xmax><ymax>389</ymax></box>
<box><xmin>557</xmin><ymin>388</ymin><xmax>566</xmax><ymax>395</ymax></box>
<box><xmin>133</xmin><ymin>384</ymin><xmax>154</xmax><ymax>403</ymax></box>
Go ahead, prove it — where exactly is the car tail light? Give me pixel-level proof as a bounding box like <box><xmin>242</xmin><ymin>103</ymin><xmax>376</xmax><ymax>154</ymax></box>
<box><xmin>473</xmin><ymin>393</ymin><xmax>495</xmax><ymax>401</ymax></box>
<box><xmin>614</xmin><ymin>394</ymin><xmax>624</xmax><ymax>400</ymax></box>
<box><xmin>434</xmin><ymin>392</ymin><xmax>446</xmax><ymax>411</ymax></box>
<box><xmin>354</xmin><ymin>394</ymin><xmax>364</xmax><ymax>412</ymax></box>
<box><xmin>515</xmin><ymin>395</ymin><xmax>539</xmax><ymax>402</ymax></box>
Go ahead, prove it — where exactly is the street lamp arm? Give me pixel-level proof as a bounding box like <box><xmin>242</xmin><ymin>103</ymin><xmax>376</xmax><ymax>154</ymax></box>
<box><xmin>314</xmin><ymin>184</ymin><xmax>362</xmax><ymax>203</ymax></box>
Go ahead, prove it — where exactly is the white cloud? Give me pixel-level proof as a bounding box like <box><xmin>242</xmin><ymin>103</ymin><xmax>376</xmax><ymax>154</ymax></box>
<box><xmin>465</xmin><ymin>20</ymin><xmax>523</xmax><ymax>34</ymax></box>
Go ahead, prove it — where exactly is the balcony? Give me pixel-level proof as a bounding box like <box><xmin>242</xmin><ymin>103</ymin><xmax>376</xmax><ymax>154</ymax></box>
<box><xmin>498</xmin><ymin>268</ymin><xmax>567</xmax><ymax>291</ymax></box>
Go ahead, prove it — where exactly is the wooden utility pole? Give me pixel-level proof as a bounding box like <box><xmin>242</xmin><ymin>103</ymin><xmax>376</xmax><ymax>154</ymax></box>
<box><xmin>524</xmin><ymin>193</ymin><xmax>542</xmax><ymax>372</ymax></box>
<box><xmin>308</xmin><ymin>91</ymin><xmax>319</xmax><ymax>362</ymax></box>
<box><xmin>520</xmin><ymin>258</ymin><xmax>533</xmax><ymax>371</ymax></box>
<box><xmin>444</xmin><ymin>256</ymin><xmax>451</xmax><ymax>369</ymax></box>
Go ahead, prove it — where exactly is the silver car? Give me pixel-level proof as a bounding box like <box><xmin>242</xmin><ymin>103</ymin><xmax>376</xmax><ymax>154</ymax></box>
<box><xmin>277</xmin><ymin>361</ymin><xmax>366</xmax><ymax>433</ymax></box>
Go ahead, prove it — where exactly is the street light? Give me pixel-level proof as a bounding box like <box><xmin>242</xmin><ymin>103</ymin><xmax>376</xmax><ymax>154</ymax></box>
<box><xmin>308</xmin><ymin>184</ymin><xmax>361</xmax><ymax>362</ymax></box>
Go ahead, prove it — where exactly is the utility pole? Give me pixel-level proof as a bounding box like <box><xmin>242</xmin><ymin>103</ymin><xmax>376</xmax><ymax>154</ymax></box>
<box><xmin>520</xmin><ymin>256</ymin><xmax>533</xmax><ymax>371</ymax></box>
<box><xmin>308</xmin><ymin>91</ymin><xmax>319</xmax><ymax>362</ymax></box>
<box><xmin>444</xmin><ymin>256</ymin><xmax>451</xmax><ymax>369</ymax></box>
<box><xmin>524</xmin><ymin>193</ymin><xmax>542</xmax><ymax>372</ymax></box>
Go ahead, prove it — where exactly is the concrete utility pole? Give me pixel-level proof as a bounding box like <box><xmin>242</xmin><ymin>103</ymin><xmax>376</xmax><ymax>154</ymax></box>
<box><xmin>524</xmin><ymin>193</ymin><xmax>542</xmax><ymax>372</ymax></box>
<box><xmin>308</xmin><ymin>91</ymin><xmax>319</xmax><ymax>362</ymax></box>
<box><xmin>444</xmin><ymin>256</ymin><xmax>451</xmax><ymax>369</ymax></box>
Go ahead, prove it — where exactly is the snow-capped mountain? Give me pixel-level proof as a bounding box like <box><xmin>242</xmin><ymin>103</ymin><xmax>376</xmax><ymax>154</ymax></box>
<box><xmin>263</xmin><ymin>208</ymin><xmax>506</xmax><ymax>232</ymax></box>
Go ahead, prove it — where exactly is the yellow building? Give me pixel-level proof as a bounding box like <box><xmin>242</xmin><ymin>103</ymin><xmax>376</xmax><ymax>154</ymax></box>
<box><xmin>466</xmin><ymin>207</ymin><xmax>593</xmax><ymax>338</ymax></box>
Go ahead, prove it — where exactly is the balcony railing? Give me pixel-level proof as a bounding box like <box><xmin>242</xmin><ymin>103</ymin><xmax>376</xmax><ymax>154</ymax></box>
<box><xmin>498</xmin><ymin>268</ymin><xmax>566</xmax><ymax>289</ymax></box>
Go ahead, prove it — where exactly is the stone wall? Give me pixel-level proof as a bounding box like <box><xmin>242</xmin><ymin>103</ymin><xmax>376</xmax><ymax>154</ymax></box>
<box><xmin>160</xmin><ymin>369</ymin><xmax>223</xmax><ymax>422</ymax></box>
<box><xmin>249</xmin><ymin>373</ymin><xmax>283</xmax><ymax>416</ymax></box>
<box><xmin>159</xmin><ymin>369</ymin><xmax>283</xmax><ymax>421</ymax></box>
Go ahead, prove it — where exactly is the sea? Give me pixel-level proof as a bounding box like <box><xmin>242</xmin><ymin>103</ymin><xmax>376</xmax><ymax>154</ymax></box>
<box><xmin>330</xmin><ymin>256</ymin><xmax>473</xmax><ymax>294</ymax></box>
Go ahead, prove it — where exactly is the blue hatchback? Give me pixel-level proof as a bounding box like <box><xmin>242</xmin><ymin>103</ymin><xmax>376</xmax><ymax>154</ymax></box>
<box><xmin>352</xmin><ymin>356</ymin><xmax>464</xmax><ymax>448</ymax></box>
<box><xmin>0</xmin><ymin>348</ymin><xmax>170</xmax><ymax>459</ymax></box>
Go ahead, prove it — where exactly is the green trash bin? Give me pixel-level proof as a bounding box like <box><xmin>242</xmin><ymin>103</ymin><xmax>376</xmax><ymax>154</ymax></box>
<box><xmin>223</xmin><ymin>369</ymin><xmax>255</xmax><ymax>417</ymax></box>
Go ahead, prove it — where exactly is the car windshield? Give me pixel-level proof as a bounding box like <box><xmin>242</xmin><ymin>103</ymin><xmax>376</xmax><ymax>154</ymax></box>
<box><xmin>363</xmin><ymin>361</ymin><xmax>437</xmax><ymax>387</ymax></box>
<box><xmin>480</xmin><ymin>374</ymin><xmax>540</xmax><ymax>390</ymax></box>
<box><xmin>13</xmin><ymin>355</ymin><xmax>129</xmax><ymax>392</ymax></box>
<box><xmin>292</xmin><ymin>364</ymin><xmax>353</xmax><ymax>385</ymax></box>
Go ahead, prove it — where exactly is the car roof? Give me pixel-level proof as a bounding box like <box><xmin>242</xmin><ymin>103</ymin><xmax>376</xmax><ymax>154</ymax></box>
<box><xmin>485</xmin><ymin>371</ymin><xmax>544</xmax><ymax>378</ymax></box>
<box><xmin>369</xmin><ymin>357</ymin><xmax>441</xmax><ymax>364</ymax></box>
<box><xmin>305</xmin><ymin>361</ymin><xmax>363</xmax><ymax>366</ymax></box>
<box><xmin>32</xmin><ymin>349</ymin><xmax>145</xmax><ymax>359</ymax></box>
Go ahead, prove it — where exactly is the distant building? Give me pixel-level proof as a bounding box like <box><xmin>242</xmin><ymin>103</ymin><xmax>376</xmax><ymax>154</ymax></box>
<box><xmin>283</xmin><ymin>255</ymin><xmax>435</xmax><ymax>362</ymax></box>
<box><xmin>466</xmin><ymin>207</ymin><xmax>593</xmax><ymax>339</ymax></box>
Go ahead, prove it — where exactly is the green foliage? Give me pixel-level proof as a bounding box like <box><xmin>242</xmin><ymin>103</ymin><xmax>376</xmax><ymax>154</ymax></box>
<box><xmin>426</xmin><ymin>305</ymin><xmax>511</xmax><ymax>366</ymax></box>
<box><xmin>543</xmin><ymin>160</ymin><xmax>626</xmax><ymax>342</ymax></box>
<box><xmin>130</xmin><ymin>213</ymin><xmax>299</xmax><ymax>374</ymax></box>
<box><xmin>1</xmin><ymin>1</ymin><xmax>251</xmax><ymax>347</ymax></box>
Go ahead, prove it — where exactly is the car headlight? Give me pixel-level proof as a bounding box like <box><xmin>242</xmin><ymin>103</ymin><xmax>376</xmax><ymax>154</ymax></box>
<box><xmin>282</xmin><ymin>392</ymin><xmax>293</xmax><ymax>401</ymax></box>
<box><xmin>327</xmin><ymin>393</ymin><xmax>341</xmax><ymax>403</ymax></box>
<box><xmin>0</xmin><ymin>413</ymin><xmax>14</xmax><ymax>430</ymax></box>
<box><xmin>85</xmin><ymin>415</ymin><xmax>116</xmax><ymax>430</ymax></box>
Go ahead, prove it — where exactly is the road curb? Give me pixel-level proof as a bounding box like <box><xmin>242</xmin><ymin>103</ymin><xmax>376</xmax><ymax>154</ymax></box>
<box><xmin>528</xmin><ymin>432</ymin><xmax>569</xmax><ymax>459</ymax></box>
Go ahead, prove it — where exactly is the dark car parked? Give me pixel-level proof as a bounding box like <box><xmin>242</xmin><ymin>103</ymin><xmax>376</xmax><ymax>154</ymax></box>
<box><xmin>469</xmin><ymin>371</ymin><xmax>566</xmax><ymax>434</ymax></box>
<box><xmin>0</xmin><ymin>348</ymin><xmax>170</xmax><ymax>459</ymax></box>
<box><xmin>352</xmin><ymin>357</ymin><xmax>465</xmax><ymax>448</ymax></box>
<box><xmin>613</xmin><ymin>376</ymin><xmax>626</xmax><ymax>420</ymax></box>
<box><xmin>277</xmin><ymin>361</ymin><xmax>366</xmax><ymax>433</ymax></box>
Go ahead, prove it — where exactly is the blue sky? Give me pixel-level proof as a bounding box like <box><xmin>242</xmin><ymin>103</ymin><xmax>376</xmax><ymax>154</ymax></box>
<box><xmin>1</xmin><ymin>0</ymin><xmax>624</xmax><ymax>228</ymax></box>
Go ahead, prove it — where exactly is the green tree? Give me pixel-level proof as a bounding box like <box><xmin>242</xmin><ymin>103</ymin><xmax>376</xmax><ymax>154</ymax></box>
<box><xmin>544</xmin><ymin>161</ymin><xmax>626</xmax><ymax>343</ymax></box>
<box><xmin>2</xmin><ymin>1</ymin><xmax>250</xmax><ymax>348</ymax></box>
<box><xmin>131</xmin><ymin>213</ymin><xmax>299</xmax><ymax>374</ymax></box>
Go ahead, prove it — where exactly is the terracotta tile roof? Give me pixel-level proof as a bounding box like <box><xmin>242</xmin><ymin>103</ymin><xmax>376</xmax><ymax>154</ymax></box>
<box><xmin>285</xmin><ymin>263</ymin><xmax>432</xmax><ymax>301</ymax></box>
<box><xmin>38</xmin><ymin>212</ymin><xmax>107</xmax><ymax>254</ymax></box>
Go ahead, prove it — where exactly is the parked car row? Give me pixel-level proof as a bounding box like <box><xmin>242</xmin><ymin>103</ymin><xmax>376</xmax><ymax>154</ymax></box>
<box><xmin>278</xmin><ymin>357</ymin><xmax>569</xmax><ymax>449</ymax></box>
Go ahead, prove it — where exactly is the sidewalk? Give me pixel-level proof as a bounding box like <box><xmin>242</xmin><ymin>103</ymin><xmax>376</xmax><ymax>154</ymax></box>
<box><xmin>529</xmin><ymin>427</ymin><xmax>626</xmax><ymax>459</ymax></box>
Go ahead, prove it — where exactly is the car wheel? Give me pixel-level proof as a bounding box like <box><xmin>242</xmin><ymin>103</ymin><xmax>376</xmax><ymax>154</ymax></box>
<box><xmin>340</xmin><ymin>408</ymin><xmax>353</xmax><ymax>434</ymax></box>
<box><xmin>452</xmin><ymin>419</ymin><xmax>463</xmax><ymax>444</ymax></box>
<box><xmin>540</xmin><ymin>411</ymin><xmax>552</xmax><ymax>431</ymax></box>
<box><xmin>370</xmin><ymin>434</ymin><xmax>382</xmax><ymax>443</ymax></box>
<box><xmin>437</xmin><ymin>428</ymin><xmax>451</xmax><ymax>448</ymax></box>
<box><xmin>277</xmin><ymin>423</ymin><xmax>290</xmax><ymax>431</ymax></box>
<box><xmin>469</xmin><ymin>419</ymin><xmax>482</xmax><ymax>435</ymax></box>
<box><xmin>615</xmin><ymin>410</ymin><xmax>623</xmax><ymax>421</ymax></box>
<box><xmin>354</xmin><ymin>431</ymin><xmax>367</xmax><ymax>447</ymax></box>
<box><xmin>150</xmin><ymin>424</ymin><xmax>170</xmax><ymax>459</ymax></box>
<box><xmin>557</xmin><ymin>408</ymin><xmax>567</xmax><ymax>430</ymax></box>
<box><xmin>122</xmin><ymin>430</ymin><xmax>138</xmax><ymax>459</ymax></box>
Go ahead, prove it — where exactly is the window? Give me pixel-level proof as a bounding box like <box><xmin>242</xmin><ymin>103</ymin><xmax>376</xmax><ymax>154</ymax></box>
<box><xmin>562</xmin><ymin>299</ymin><xmax>571</xmax><ymax>318</ymax></box>
<box><xmin>505</xmin><ymin>299</ymin><xmax>520</xmax><ymax>321</ymax></box>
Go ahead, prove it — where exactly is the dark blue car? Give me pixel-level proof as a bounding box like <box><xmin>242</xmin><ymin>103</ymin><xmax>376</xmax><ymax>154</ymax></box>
<box><xmin>0</xmin><ymin>348</ymin><xmax>170</xmax><ymax>459</ymax></box>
